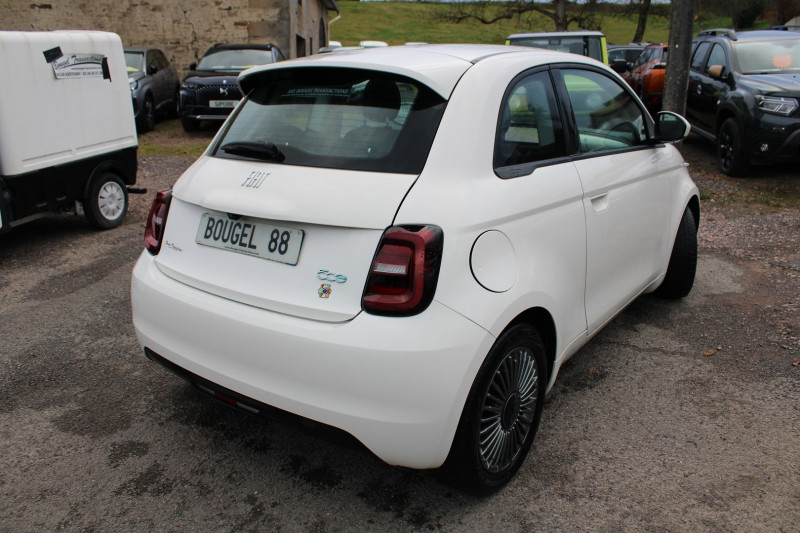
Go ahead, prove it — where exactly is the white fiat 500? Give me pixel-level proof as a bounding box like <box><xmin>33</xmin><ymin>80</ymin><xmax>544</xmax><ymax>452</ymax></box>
<box><xmin>132</xmin><ymin>44</ymin><xmax>699</xmax><ymax>492</ymax></box>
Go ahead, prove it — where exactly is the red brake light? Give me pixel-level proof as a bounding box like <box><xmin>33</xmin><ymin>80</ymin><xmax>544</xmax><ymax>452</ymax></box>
<box><xmin>362</xmin><ymin>225</ymin><xmax>443</xmax><ymax>316</ymax></box>
<box><xmin>144</xmin><ymin>189</ymin><xmax>172</xmax><ymax>255</ymax></box>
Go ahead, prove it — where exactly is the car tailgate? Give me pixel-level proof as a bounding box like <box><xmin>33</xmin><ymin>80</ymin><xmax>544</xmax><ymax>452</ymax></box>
<box><xmin>153</xmin><ymin>156</ymin><xmax>418</xmax><ymax>322</ymax></box>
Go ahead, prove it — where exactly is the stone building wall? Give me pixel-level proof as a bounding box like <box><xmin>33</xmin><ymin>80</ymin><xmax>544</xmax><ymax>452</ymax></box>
<box><xmin>0</xmin><ymin>0</ymin><xmax>334</xmax><ymax>75</ymax></box>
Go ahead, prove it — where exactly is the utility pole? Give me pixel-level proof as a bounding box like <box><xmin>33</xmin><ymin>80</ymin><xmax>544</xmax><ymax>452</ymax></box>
<box><xmin>662</xmin><ymin>0</ymin><xmax>696</xmax><ymax>115</ymax></box>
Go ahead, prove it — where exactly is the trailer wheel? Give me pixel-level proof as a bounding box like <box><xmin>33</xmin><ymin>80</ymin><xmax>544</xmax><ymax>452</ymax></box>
<box><xmin>85</xmin><ymin>172</ymin><xmax>128</xmax><ymax>230</ymax></box>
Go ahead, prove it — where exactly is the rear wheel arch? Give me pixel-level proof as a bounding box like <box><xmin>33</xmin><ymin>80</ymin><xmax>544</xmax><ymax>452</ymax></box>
<box><xmin>507</xmin><ymin>307</ymin><xmax>556</xmax><ymax>386</ymax></box>
<box><xmin>687</xmin><ymin>195</ymin><xmax>700</xmax><ymax>231</ymax></box>
<box><xmin>83</xmin><ymin>160</ymin><xmax>135</xmax><ymax>197</ymax></box>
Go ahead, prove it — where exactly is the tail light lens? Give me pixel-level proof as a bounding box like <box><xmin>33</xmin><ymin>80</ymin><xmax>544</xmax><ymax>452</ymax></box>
<box><xmin>362</xmin><ymin>225</ymin><xmax>443</xmax><ymax>316</ymax></box>
<box><xmin>144</xmin><ymin>189</ymin><xmax>172</xmax><ymax>255</ymax></box>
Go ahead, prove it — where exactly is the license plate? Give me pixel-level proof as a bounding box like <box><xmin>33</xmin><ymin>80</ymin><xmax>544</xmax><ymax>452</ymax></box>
<box><xmin>195</xmin><ymin>213</ymin><xmax>304</xmax><ymax>265</ymax></box>
<box><xmin>209</xmin><ymin>100</ymin><xmax>238</xmax><ymax>108</ymax></box>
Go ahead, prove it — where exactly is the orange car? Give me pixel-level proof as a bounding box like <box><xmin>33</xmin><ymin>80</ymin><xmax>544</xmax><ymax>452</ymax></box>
<box><xmin>622</xmin><ymin>43</ymin><xmax>668</xmax><ymax>113</ymax></box>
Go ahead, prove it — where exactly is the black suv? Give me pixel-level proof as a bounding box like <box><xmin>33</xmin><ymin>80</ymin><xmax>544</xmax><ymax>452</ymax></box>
<box><xmin>179</xmin><ymin>43</ymin><xmax>284</xmax><ymax>132</ymax></box>
<box><xmin>686</xmin><ymin>29</ymin><xmax>800</xmax><ymax>176</ymax></box>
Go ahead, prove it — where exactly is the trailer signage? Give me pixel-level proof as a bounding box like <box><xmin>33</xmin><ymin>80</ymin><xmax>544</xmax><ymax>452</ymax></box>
<box><xmin>51</xmin><ymin>53</ymin><xmax>106</xmax><ymax>79</ymax></box>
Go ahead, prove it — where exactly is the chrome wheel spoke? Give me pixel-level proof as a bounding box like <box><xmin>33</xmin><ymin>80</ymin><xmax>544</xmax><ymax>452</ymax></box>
<box><xmin>478</xmin><ymin>344</ymin><xmax>540</xmax><ymax>473</ymax></box>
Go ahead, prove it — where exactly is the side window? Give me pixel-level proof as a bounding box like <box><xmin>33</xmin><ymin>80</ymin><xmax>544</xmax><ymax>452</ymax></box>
<box><xmin>562</xmin><ymin>68</ymin><xmax>647</xmax><ymax>153</ymax></box>
<box><xmin>494</xmin><ymin>70</ymin><xmax>565</xmax><ymax>170</ymax></box>
<box><xmin>146</xmin><ymin>51</ymin><xmax>158</xmax><ymax>72</ymax></box>
<box><xmin>155</xmin><ymin>51</ymin><xmax>167</xmax><ymax>70</ymax></box>
<box><xmin>705</xmin><ymin>44</ymin><xmax>727</xmax><ymax>72</ymax></box>
<box><xmin>691</xmin><ymin>42</ymin><xmax>712</xmax><ymax>71</ymax></box>
<box><xmin>635</xmin><ymin>49</ymin><xmax>650</xmax><ymax>68</ymax></box>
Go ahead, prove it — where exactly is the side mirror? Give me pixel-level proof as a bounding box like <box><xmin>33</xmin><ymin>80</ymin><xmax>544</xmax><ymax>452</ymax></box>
<box><xmin>707</xmin><ymin>64</ymin><xmax>726</xmax><ymax>80</ymax></box>
<box><xmin>654</xmin><ymin>111</ymin><xmax>691</xmax><ymax>143</ymax></box>
<box><xmin>148</xmin><ymin>65</ymin><xmax>158</xmax><ymax>75</ymax></box>
<box><xmin>610</xmin><ymin>59</ymin><xmax>630</xmax><ymax>73</ymax></box>
<box><xmin>189</xmin><ymin>62</ymin><xmax>197</xmax><ymax>71</ymax></box>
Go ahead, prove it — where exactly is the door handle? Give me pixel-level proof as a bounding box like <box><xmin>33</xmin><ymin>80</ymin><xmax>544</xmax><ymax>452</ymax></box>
<box><xmin>590</xmin><ymin>193</ymin><xmax>609</xmax><ymax>213</ymax></box>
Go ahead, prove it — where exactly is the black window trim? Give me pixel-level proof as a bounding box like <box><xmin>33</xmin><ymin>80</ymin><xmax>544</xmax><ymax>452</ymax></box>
<box><xmin>493</xmin><ymin>65</ymin><xmax>573</xmax><ymax>179</ymax></box>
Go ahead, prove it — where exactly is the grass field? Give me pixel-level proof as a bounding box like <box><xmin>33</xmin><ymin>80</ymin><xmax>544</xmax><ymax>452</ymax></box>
<box><xmin>330</xmin><ymin>1</ymin><xmax>747</xmax><ymax>47</ymax></box>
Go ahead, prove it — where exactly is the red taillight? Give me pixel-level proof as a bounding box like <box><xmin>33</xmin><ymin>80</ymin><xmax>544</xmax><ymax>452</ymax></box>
<box><xmin>144</xmin><ymin>189</ymin><xmax>172</xmax><ymax>255</ymax></box>
<box><xmin>362</xmin><ymin>225</ymin><xmax>443</xmax><ymax>316</ymax></box>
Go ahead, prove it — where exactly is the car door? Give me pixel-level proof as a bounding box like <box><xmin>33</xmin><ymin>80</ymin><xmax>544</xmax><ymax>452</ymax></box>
<box><xmin>555</xmin><ymin>66</ymin><xmax>672</xmax><ymax>334</ymax></box>
<box><xmin>691</xmin><ymin>43</ymin><xmax>730</xmax><ymax>134</ymax></box>
<box><xmin>458</xmin><ymin>67</ymin><xmax>589</xmax><ymax>347</ymax></box>
<box><xmin>146</xmin><ymin>50</ymin><xmax>167</xmax><ymax>106</ymax></box>
<box><xmin>687</xmin><ymin>42</ymin><xmax>713</xmax><ymax>130</ymax></box>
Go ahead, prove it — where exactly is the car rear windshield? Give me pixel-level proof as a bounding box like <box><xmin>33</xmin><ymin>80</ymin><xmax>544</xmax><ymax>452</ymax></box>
<box><xmin>735</xmin><ymin>38</ymin><xmax>800</xmax><ymax>74</ymax></box>
<box><xmin>213</xmin><ymin>67</ymin><xmax>447</xmax><ymax>174</ymax></box>
<box><xmin>197</xmin><ymin>49</ymin><xmax>274</xmax><ymax>71</ymax></box>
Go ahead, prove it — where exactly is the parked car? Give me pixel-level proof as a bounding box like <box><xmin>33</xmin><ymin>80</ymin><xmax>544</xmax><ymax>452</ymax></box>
<box><xmin>132</xmin><ymin>44</ymin><xmax>699</xmax><ymax>493</ymax></box>
<box><xmin>608</xmin><ymin>42</ymin><xmax>648</xmax><ymax>73</ymax></box>
<box><xmin>178</xmin><ymin>43</ymin><xmax>285</xmax><ymax>132</ymax></box>
<box><xmin>621</xmin><ymin>43</ymin><xmax>668</xmax><ymax>113</ymax></box>
<box><xmin>506</xmin><ymin>31</ymin><xmax>608</xmax><ymax>64</ymax></box>
<box><xmin>124</xmin><ymin>47</ymin><xmax>180</xmax><ymax>133</ymax></box>
<box><xmin>686</xmin><ymin>29</ymin><xmax>800</xmax><ymax>176</ymax></box>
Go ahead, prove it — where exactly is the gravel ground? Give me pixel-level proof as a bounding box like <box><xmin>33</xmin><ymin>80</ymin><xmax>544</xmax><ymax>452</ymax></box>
<box><xmin>0</xmin><ymin>122</ymin><xmax>798</xmax><ymax>531</ymax></box>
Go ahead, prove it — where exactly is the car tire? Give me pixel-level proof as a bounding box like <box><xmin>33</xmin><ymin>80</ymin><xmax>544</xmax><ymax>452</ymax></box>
<box><xmin>443</xmin><ymin>324</ymin><xmax>547</xmax><ymax>494</ymax></box>
<box><xmin>139</xmin><ymin>96</ymin><xmax>156</xmax><ymax>133</ymax></box>
<box><xmin>168</xmin><ymin>88</ymin><xmax>180</xmax><ymax>118</ymax></box>
<box><xmin>181</xmin><ymin>116</ymin><xmax>199</xmax><ymax>132</ymax></box>
<box><xmin>655</xmin><ymin>207</ymin><xmax>697</xmax><ymax>299</ymax></box>
<box><xmin>717</xmin><ymin>118</ymin><xmax>750</xmax><ymax>177</ymax></box>
<box><xmin>84</xmin><ymin>172</ymin><xmax>128</xmax><ymax>230</ymax></box>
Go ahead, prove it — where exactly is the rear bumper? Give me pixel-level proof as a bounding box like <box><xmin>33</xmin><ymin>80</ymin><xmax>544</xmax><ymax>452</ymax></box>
<box><xmin>131</xmin><ymin>251</ymin><xmax>494</xmax><ymax>469</ymax></box>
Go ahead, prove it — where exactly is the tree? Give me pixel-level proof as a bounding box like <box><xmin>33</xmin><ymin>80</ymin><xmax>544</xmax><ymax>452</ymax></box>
<box><xmin>438</xmin><ymin>0</ymin><xmax>600</xmax><ymax>32</ymax></box>
<box><xmin>662</xmin><ymin>0</ymin><xmax>695</xmax><ymax>115</ymax></box>
<box><xmin>631</xmin><ymin>0</ymin><xmax>652</xmax><ymax>43</ymax></box>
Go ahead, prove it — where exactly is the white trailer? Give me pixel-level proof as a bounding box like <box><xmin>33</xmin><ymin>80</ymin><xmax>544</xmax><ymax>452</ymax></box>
<box><xmin>0</xmin><ymin>30</ymin><xmax>138</xmax><ymax>232</ymax></box>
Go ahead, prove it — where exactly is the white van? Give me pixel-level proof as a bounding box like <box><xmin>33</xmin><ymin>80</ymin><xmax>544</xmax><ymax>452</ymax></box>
<box><xmin>0</xmin><ymin>30</ymin><xmax>138</xmax><ymax>232</ymax></box>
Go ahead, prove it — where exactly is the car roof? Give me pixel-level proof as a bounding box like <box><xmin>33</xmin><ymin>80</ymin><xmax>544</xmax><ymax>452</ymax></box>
<box><xmin>736</xmin><ymin>30</ymin><xmax>800</xmax><ymax>40</ymax></box>
<box><xmin>508</xmin><ymin>31</ymin><xmax>605</xmax><ymax>39</ymax></box>
<box><xmin>696</xmin><ymin>29</ymin><xmax>800</xmax><ymax>42</ymax></box>
<box><xmin>240</xmin><ymin>43</ymin><xmax>595</xmax><ymax>99</ymax></box>
<box><xmin>205</xmin><ymin>43</ymin><xmax>275</xmax><ymax>53</ymax></box>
